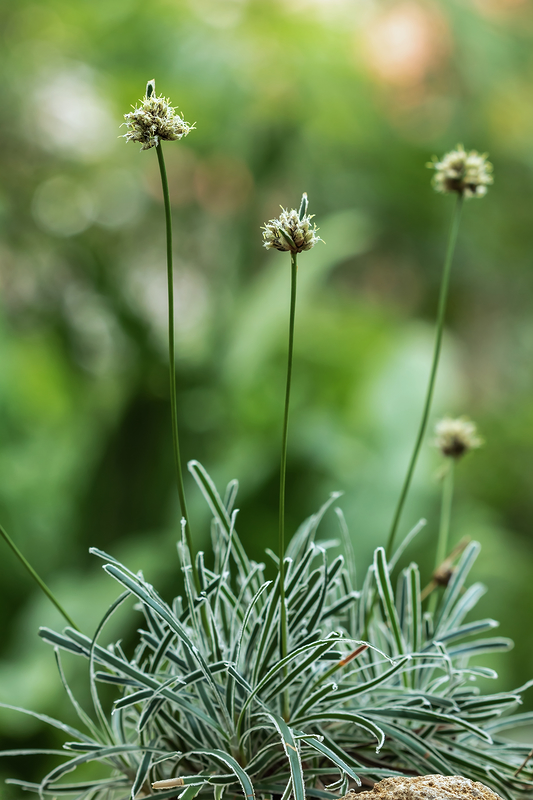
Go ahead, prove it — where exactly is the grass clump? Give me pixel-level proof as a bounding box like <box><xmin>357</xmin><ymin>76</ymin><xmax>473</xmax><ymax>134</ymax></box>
<box><xmin>3</xmin><ymin>469</ymin><xmax>533</xmax><ymax>799</ymax></box>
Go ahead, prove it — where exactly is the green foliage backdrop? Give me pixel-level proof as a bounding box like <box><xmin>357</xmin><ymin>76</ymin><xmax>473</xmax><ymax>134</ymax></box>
<box><xmin>1</xmin><ymin>0</ymin><xmax>533</xmax><ymax>795</ymax></box>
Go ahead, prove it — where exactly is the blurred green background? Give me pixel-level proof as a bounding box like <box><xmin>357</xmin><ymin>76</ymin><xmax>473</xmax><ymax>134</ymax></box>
<box><xmin>1</xmin><ymin>0</ymin><xmax>533</xmax><ymax>794</ymax></box>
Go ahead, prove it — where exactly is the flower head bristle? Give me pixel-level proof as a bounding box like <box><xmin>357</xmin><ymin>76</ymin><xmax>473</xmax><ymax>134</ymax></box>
<box><xmin>122</xmin><ymin>80</ymin><xmax>194</xmax><ymax>151</ymax></box>
<box><xmin>262</xmin><ymin>193</ymin><xmax>322</xmax><ymax>254</ymax></box>
<box><xmin>434</xmin><ymin>416</ymin><xmax>483</xmax><ymax>459</ymax></box>
<box><xmin>428</xmin><ymin>145</ymin><xmax>493</xmax><ymax>198</ymax></box>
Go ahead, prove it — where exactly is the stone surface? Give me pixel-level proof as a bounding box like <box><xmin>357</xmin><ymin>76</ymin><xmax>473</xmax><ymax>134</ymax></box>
<box><xmin>342</xmin><ymin>775</ymin><xmax>502</xmax><ymax>800</ymax></box>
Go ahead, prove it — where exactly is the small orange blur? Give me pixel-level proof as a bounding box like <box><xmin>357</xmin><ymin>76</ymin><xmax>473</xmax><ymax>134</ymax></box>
<box><xmin>361</xmin><ymin>1</ymin><xmax>451</xmax><ymax>88</ymax></box>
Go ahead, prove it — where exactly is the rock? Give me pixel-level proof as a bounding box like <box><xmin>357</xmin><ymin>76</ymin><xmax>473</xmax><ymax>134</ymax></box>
<box><xmin>341</xmin><ymin>775</ymin><xmax>502</xmax><ymax>800</ymax></box>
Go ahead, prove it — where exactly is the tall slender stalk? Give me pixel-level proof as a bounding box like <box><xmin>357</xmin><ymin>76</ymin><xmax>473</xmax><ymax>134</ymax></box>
<box><xmin>155</xmin><ymin>142</ymin><xmax>197</xmax><ymax>587</ymax></box>
<box><xmin>385</xmin><ymin>194</ymin><xmax>464</xmax><ymax>559</ymax></box>
<box><xmin>428</xmin><ymin>459</ymin><xmax>455</xmax><ymax>616</ymax></box>
<box><xmin>434</xmin><ymin>459</ymin><xmax>455</xmax><ymax>575</ymax></box>
<box><xmin>0</xmin><ymin>523</ymin><xmax>79</xmax><ymax>630</ymax></box>
<box><xmin>279</xmin><ymin>251</ymin><xmax>298</xmax><ymax>720</ymax></box>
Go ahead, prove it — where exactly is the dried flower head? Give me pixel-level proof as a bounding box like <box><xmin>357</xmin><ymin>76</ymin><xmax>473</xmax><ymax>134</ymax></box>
<box><xmin>434</xmin><ymin>416</ymin><xmax>483</xmax><ymax>459</ymax></box>
<box><xmin>428</xmin><ymin>145</ymin><xmax>493</xmax><ymax>198</ymax></box>
<box><xmin>122</xmin><ymin>79</ymin><xmax>194</xmax><ymax>151</ymax></box>
<box><xmin>262</xmin><ymin>193</ymin><xmax>322</xmax><ymax>254</ymax></box>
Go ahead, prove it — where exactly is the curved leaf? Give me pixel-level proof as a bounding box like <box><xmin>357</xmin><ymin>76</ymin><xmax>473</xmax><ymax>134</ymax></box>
<box><xmin>291</xmin><ymin>711</ymin><xmax>384</xmax><ymax>751</ymax></box>
<box><xmin>267</xmin><ymin>715</ymin><xmax>305</xmax><ymax>800</ymax></box>
<box><xmin>191</xmin><ymin>749</ymin><xmax>255</xmax><ymax>800</ymax></box>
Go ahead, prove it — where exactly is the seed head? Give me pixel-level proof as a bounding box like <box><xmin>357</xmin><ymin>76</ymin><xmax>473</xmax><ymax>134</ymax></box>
<box><xmin>262</xmin><ymin>193</ymin><xmax>322</xmax><ymax>254</ymax></box>
<box><xmin>428</xmin><ymin>145</ymin><xmax>493</xmax><ymax>198</ymax></box>
<box><xmin>434</xmin><ymin>416</ymin><xmax>483</xmax><ymax>459</ymax></box>
<box><xmin>122</xmin><ymin>79</ymin><xmax>194</xmax><ymax>151</ymax></box>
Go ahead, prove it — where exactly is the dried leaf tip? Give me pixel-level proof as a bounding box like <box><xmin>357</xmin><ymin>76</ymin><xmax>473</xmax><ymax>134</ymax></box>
<box><xmin>122</xmin><ymin>80</ymin><xmax>194</xmax><ymax>151</ymax></box>
<box><xmin>152</xmin><ymin>777</ymin><xmax>185</xmax><ymax>790</ymax></box>
<box><xmin>262</xmin><ymin>193</ymin><xmax>322</xmax><ymax>254</ymax></box>
<box><xmin>428</xmin><ymin>144</ymin><xmax>493</xmax><ymax>198</ymax></box>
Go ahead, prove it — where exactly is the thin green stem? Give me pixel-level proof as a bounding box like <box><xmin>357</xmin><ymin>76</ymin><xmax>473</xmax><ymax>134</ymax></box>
<box><xmin>279</xmin><ymin>251</ymin><xmax>298</xmax><ymax>720</ymax></box>
<box><xmin>428</xmin><ymin>459</ymin><xmax>455</xmax><ymax>616</ymax></box>
<box><xmin>0</xmin><ymin>523</ymin><xmax>79</xmax><ymax>630</ymax></box>
<box><xmin>155</xmin><ymin>143</ymin><xmax>197</xmax><ymax>588</ymax></box>
<box><xmin>385</xmin><ymin>194</ymin><xmax>464</xmax><ymax>559</ymax></box>
<box><xmin>434</xmin><ymin>459</ymin><xmax>455</xmax><ymax>574</ymax></box>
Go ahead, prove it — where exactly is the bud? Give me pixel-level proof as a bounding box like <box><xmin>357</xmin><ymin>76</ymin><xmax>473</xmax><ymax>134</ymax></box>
<box><xmin>434</xmin><ymin>416</ymin><xmax>483</xmax><ymax>459</ymax></box>
<box><xmin>262</xmin><ymin>193</ymin><xmax>322</xmax><ymax>254</ymax></box>
<box><xmin>122</xmin><ymin>80</ymin><xmax>194</xmax><ymax>151</ymax></box>
<box><xmin>433</xmin><ymin>563</ymin><xmax>453</xmax><ymax>587</ymax></box>
<box><xmin>428</xmin><ymin>145</ymin><xmax>493</xmax><ymax>198</ymax></box>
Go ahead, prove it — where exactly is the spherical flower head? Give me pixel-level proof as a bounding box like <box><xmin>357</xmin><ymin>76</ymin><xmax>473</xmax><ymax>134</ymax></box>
<box><xmin>262</xmin><ymin>193</ymin><xmax>322</xmax><ymax>254</ymax></box>
<box><xmin>428</xmin><ymin>145</ymin><xmax>493</xmax><ymax>198</ymax></box>
<box><xmin>434</xmin><ymin>416</ymin><xmax>483</xmax><ymax>459</ymax></box>
<box><xmin>122</xmin><ymin>79</ymin><xmax>194</xmax><ymax>151</ymax></box>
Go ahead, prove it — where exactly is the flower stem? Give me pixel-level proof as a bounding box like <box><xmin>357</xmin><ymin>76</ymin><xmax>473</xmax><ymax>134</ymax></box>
<box><xmin>279</xmin><ymin>251</ymin><xmax>298</xmax><ymax>720</ymax></box>
<box><xmin>428</xmin><ymin>460</ymin><xmax>455</xmax><ymax>616</ymax></box>
<box><xmin>385</xmin><ymin>194</ymin><xmax>464</xmax><ymax>559</ymax></box>
<box><xmin>435</xmin><ymin>460</ymin><xmax>455</xmax><ymax>575</ymax></box>
<box><xmin>0</xmin><ymin>522</ymin><xmax>79</xmax><ymax>630</ymax></box>
<box><xmin>155</xmin><ymin>142</ymin><xmax>196</xmax><ymax>587</ymax></box>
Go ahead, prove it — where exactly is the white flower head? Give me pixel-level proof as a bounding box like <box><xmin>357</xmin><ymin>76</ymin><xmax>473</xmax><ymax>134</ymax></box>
<box><xmin>434</xmin><ymin>416</ymin><xmax>483</xmax><ymax>459</ymax></box>
<box><xmin>122</xmin><ymin>79</ymin><xmax>194</xmax><ymax>151</ymax></box>
<box><xmin>262</xmin><ymin>193</ymin><xmax>322</xmax><ymax>254</ymax></box>
<box><xmin>428</xmin><ymin>145</ymin><xmax>493</xmax><ymax>198</ymax></box>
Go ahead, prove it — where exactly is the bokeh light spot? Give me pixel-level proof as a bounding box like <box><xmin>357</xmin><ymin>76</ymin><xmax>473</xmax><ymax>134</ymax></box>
<box><xmin>362</xmin><ymin>1</ymin><xmax>450</xmax><ymax>87</ymax></box>
<box><xmin>32</xmin><ymin>175</ymin><xmax>95</xmax><ymax>237</ymax></box>
<box><xmin>32</xmin><ymin>63</ymin><xmax>116</xmax><ymax>159</ymax></box>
